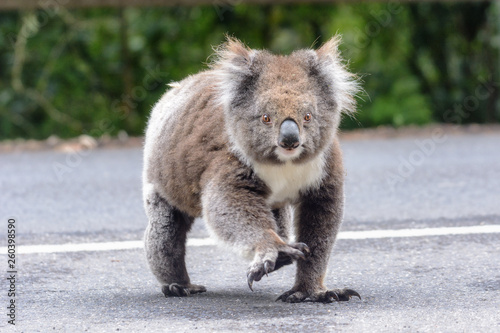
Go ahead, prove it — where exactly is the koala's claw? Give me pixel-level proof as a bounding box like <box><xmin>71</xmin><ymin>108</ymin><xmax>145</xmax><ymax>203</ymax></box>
<box><xmin>247</xmin><ymin>242</ymin><xmax>309</xmax><ymax>291</ymax></box>
<box><xmin>276</xmin><ymin>288</ymin><xmax>361</xmax><ymax>303</ymax></box>
<box><xmin>161</xmin><ymin>283</ymin><xmax>207</xmax><ymax>297</ymax></box>
<box><xmin>291</xmin><ymin>242</ymin><xmax>310</xmax><ymax>256</ymax></box>
<box><xmin>274</xmin><ymin>242</ymin><xmax>309</xmax><ymax>271</ymax></box>
<box><xmin>336</xmin><ymin>288</ymin><xmax>361</xmax><ymax>301</ymax></box>
<box><xmin>264</xmin><ymin>261</ymin><xmax>272</xmax><ymax>277</ymax></box>
<box><xmin>162</xmin><ymin>284</ymin><xmax>189</xmax><ymax>297</ymax></box>
<box><xmin>276</xmin><ymin>290</ymin><xmax>307</xmax><ymax>303</ymax></box>
<box><xmin>247</xmin><ymin>259</ymin><xmax>274</xmax><ymax>291</ymax></box>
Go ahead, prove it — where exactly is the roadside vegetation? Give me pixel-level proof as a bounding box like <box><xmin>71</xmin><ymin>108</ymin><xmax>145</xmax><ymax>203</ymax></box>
<box><xmin>0</xmin><ymin>2</ymin><xmax>498</xmax><ymax>140</ymax></box>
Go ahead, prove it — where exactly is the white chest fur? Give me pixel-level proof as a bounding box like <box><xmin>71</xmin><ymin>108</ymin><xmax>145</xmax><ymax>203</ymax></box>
<box><xmin>252</xmin><ymin>153</ymin><xmax>326</xmax><ymax>206</ymax></box>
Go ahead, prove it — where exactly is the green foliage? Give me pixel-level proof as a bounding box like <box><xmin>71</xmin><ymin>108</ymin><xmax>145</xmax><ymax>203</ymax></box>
<box><xmin>0</xmin><ymin>2</ymin><xmax>498</xmax><ymax>140</ymax></box>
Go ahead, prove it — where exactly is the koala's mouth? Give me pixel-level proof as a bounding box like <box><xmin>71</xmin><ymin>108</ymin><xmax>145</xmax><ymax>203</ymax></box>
<box><xmin>276</xmin><ymin>145</ymin><xmax>303</xmax><ymax>161</ymax></box>
<box><xmin>280</xmin><ymin>146</ymin><xmax>299</xmax><ymax>153</ymax></box>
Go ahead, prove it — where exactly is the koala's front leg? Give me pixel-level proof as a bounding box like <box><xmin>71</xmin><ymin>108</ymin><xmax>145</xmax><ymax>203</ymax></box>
<box><xmin>202</xmin><ymin>168</ymin><xmax>309</xmax><ymax>291</ymax></box>
<box><xmin>277</xmin><ymin>163</ymin><xmax>360</xmax><ymax>303</ymax></box>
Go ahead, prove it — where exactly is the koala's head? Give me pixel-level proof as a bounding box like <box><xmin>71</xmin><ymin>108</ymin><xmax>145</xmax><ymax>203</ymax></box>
<box><xmin>212</xmin><ymin>36</ymin><xmax>359</xmax><ymax>165</ymax></box>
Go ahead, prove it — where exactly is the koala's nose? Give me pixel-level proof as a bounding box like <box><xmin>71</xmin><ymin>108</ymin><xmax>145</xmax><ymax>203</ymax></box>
<box><xmin>279</xmin><ymin>119</ymin><xmax>300</xmax><ymax>150</ymax></box>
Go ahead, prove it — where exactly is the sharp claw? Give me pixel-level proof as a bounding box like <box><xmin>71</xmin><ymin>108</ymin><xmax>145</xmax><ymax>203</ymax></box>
<box><xmin>276</xmin><ymin>290</ymin><xmax>294</xmax><ymax>302</ymax></box>
<box><xmin>327</xmin><ymin>290</ymin><xmax>340</xmax><ymax>302</ymax></box>
<box><xmin>171</xmin><ymin>285</ymin><xmax>181</xmax><ymax>297</ymax></box>
<box><xmin>296</xmin><ymin>242</ymin><xmax>310</xmax><ymax>252</ymax></box>
<box><xmin>335</xmin><ymin>288</ymin><xmax>361</xmax><ymax>301</ymax></box>
<box><xmin>175</xmin><ymin>286</ymin><xmax>185</xmax><ymax>297</ymax></box>
<box><xmin>247</xmin><ymin>275</ymin><xmax>254</xmax><ymax>292</ymax></box>
<box><xmin>346</xmin><ymin>289</ymin><xmax>361</xmax><ymax>300</ymax></box>
<box><xmin>264</xmin><ymin>260</ymin><xmax>275</xmax><ymax>276</ymax></box>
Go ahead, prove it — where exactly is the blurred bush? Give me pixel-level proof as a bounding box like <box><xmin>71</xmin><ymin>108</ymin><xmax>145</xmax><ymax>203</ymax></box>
<box><xmin>0</xmin><ymin>2</ymin><xmax>498</xmax><ymax>140</ymax></box>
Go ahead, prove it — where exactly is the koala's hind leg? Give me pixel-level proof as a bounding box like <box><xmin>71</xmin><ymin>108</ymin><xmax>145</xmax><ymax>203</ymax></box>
<box><xmin>144</xmin><ymin>190</ymin><xmax>206</xmax><ymax>297</ymax></box>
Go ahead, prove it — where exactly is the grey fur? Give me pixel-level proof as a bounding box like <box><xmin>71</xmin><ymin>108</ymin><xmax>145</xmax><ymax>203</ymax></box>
<box><xmin>143</xmin><ymin>36</ymin><xmax>361</xmax><ymax>302</ymax></box>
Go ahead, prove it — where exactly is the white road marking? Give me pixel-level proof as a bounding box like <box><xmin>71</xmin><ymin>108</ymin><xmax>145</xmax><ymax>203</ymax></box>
<box><xmin>3</xmin><ymin>224</ymin><xmax>500</xmax><ymax>255</ymax></box>
<box><xmin>337</xmin><ymin>225</ymin><xmax>500</xmax><ymax>240</ymax></box>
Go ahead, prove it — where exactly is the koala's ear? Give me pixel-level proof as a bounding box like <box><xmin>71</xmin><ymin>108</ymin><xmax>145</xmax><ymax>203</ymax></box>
<box><xmin>212</xmin><ymin>36</ymin><xmax>259</xmax><ymax>110</ymax></box>
<box><xmin>313</xmin><ymin>35</ymin><xmax>360</xmax><ymax>115</ymax></box>
<box><xmin>212</xmin><ymin>36</ymin><xmax>255</xmax><ymax>74</ymax></box>
<box><xmin>316</xmin><ymin>35</ymin><xmax>342</xmax><ymax>63</ymax></box>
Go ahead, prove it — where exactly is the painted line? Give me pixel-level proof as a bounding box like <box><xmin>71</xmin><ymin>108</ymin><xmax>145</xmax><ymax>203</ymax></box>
<box><xmin>2</xmin><ymin>224</ymin><xmax>499</xmax><ymax>255</ymax></box>
<box><xmin>337</xmin><ymin>224</ymin><xmax>500</xmax><ymax>240</ymax></box>
<box><xmin>12</xmin><ymin>240</ymin><xmax>144</xmax><ymax>255</ymax></box>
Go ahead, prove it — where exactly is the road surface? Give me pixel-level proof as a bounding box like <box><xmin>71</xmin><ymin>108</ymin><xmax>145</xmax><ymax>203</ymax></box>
<box><xmin>1</xmin><ymin>129</ymin><xmax>499</xmax><ymax>332</ymax></box>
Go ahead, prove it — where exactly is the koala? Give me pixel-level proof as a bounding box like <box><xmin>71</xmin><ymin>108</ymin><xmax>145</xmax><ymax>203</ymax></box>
<box><xmin>143</xmin><ymin>36</ymin><xmax>361</xmax><ymax>303</ymax></box>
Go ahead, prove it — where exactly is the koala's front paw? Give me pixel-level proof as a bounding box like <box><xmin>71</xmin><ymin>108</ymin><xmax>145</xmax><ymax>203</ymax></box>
<box><xmin>276</xmin><ymin>288</ymin><xmax>361</xmax><ymax>303</ymax></box>
<box><xmin>247</xmin><ymin>242</ymin><xmax>309</xmax><ymax>291</ymax></box>
<box><xmin>161</xmin><ymin>283</ymin><xmax>207</xmax><ymax>297</ymax></box>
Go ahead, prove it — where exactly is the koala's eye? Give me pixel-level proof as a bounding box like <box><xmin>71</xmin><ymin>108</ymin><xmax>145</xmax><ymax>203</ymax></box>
<box><xmin>261</xmin><ymin>114</ymin><xmax>272</xmax><ymax>124</ymax></box>
<box><xmin>304</xmin><ymin>113</ymin><xmax>312</xmax><ymax>122</ymax></box>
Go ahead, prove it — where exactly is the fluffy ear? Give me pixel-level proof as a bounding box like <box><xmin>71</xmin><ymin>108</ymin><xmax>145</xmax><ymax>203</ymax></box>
<box><xmin>211</xmin><ymin>36</ymin><xmax>258</xmax><ymax>109</ymax></box>
<box><xmin>212</xmin><ymin>36</ymin><xmax>254</xmax><ymax>72</ymax></box>
<box><xmin>314</xmin><ymin>35</ymin><xmax>360</xmax><ymax>115</ymax></box>
<box><xmin>316</xmin><ymin>35</ymin><xmax>343</xmax><ymax>63</ymax></box>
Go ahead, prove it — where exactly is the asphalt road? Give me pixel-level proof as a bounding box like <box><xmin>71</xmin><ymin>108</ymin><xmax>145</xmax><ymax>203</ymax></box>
<box><xmin>1</xmin><ymin>130</ymin><xmax>499</xmax><ymax>332</ymax></box>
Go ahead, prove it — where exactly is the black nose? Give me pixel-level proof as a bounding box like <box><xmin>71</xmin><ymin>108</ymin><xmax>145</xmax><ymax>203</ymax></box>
<box><xmin>279</xmin><ymin>119</ymin><xmax>300</xmax><ymax>149</ymax></box>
